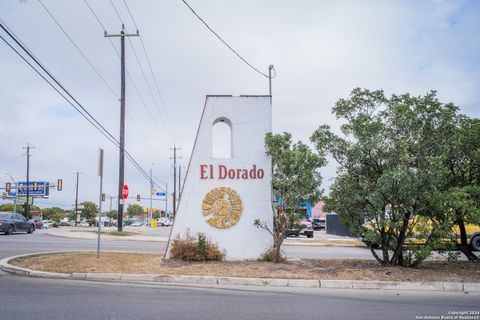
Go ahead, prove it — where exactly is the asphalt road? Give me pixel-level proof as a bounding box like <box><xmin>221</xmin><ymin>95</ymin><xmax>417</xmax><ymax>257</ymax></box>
<box><xmin>0</xmin><ymin>230</ymin><xmax>166</xmax><ymax>260</ymax></box>
<box><xmin>0</xmin><ymin>273</ymin><xmax>478</xmax><ymax>320</ymax></box>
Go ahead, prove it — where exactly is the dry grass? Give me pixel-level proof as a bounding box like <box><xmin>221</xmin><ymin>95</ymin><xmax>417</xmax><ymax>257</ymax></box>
<box><xmin>10</xmin><ymin>252</ymin><xmax>480</xmax><ymax>282</ymax></box>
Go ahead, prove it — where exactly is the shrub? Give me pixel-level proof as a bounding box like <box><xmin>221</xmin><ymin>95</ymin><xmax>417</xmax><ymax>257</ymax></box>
<box><xmin>170</xmin><ymin>232</ymin><xmax>223</xmax><ymax>261</ymax></box>
<box><xmin>258</xmin><ymin>247</ymin><xmax>285</xmax><ymax>263</ymax></box>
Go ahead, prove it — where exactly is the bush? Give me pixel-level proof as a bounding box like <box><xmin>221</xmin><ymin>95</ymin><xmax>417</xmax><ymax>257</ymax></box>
<box><xmin>258</xmin><ymin>247</ymin><xmax>285</xmax><ymax>263</ymax></box>
<box><xmin>170</xmin><ymin>232</ymin><xmax>223</xmax><ymax>261</ymax></box>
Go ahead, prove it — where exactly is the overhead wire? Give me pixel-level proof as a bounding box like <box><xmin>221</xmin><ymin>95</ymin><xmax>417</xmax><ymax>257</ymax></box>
<box><xmin>74</xmin><ymin>0</ymin><xmax>168</xmax><ymax>163</ymax></box>
<box><xmin>126</xmin><ymin>37</ymin><xmax>175</xmax><ymax>143</ymax></box>
<box><xmin>107</xmin><ymin>0</ymin><xmax>176</xmax><ymax>144</ymax></box>
<box><xmin>180</xmin><ymin>0</ymin><xmax>270</xmax><ymax>79</ymax></box>
<box><xmin>83</xmin><ymin>0</ymin><xmax>172</xmax><ymax>147</ymax></box>
<box><xmin>121</xmin><ymin>0</ymin><xmax>177</xmax><ymax>141</ymax></box>
<box><xmin>37</xmin><ymin>0</ymin><xmax>119</xmax><ymax>99</ymax></box>
<box><xmin>0</xmin><ymin>22</ymin><xmax>165</xmax><ymax>192</ymax></box>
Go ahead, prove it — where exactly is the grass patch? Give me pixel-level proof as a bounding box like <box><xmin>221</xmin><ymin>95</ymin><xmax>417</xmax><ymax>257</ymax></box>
<box><xmin>10</xmin><ymin>252</ymin><xmax>480</xmax><ymax>283</ymax></box>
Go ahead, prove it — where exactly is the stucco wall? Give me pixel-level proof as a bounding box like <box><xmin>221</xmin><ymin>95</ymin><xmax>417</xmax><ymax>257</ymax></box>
<box><xmin>166</xmin><ymin>95</ymin><xmax>273</xmax><ymax>260</ymax></box>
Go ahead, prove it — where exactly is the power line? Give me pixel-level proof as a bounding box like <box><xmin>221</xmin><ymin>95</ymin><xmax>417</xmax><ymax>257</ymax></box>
<box><xmin>0</xmin><ymin>131</ymin><xmax>27</xmax><ymax>145</ymax></box>
<box><xmin>108</xmin><ymin>0</ymin><xmax>125</xmax><ymax>26</ymax></box>
<box><xmin>0</xmin><ymin>22</ymin><xmax>164</xmax><ymax>192</ymax></box>
<box><xmin>126</xmin><ymin>37</ymin><xmax>175</xmax><ymax>143</ymax></box>
<box><xmin>83</xmin><ymin>0</ymin><xmax>173</xmax><ymax>146</ymax></box>
<box><xmin>180</xmin><ymin>0</ymin><xmax>269</xmax><ymax>78</ymax></box>
<box><xmin>82</xmin><ymin>0</ymin><xmax>108</xmax><ymax>31</ymax></box>
<box><xmin>37</xmin><ymin>0</ymin><xmax>119</xmax><ymax>99</ymax></box>
<box><xmin>121</xmin><ymin>0</ymin><xmax>177</xmax><ymax>141</ymax></box>
<box><xmin>108</xmin><ymin>0</ymin><xmax>176</xmax><ymax>144</ymax></box>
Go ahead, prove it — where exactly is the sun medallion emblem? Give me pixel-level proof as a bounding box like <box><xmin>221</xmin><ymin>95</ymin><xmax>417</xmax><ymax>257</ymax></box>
<box><xmin>201</xmin><ymin>187</ymin><xmax>243</xmax><ymax>229</ymax></box>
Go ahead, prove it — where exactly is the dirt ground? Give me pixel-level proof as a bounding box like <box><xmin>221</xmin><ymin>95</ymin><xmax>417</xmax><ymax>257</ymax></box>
<box><xmin>11</xmin><ymin>252</ymin><xmax>480</xmax><ymax>282</ymax></box>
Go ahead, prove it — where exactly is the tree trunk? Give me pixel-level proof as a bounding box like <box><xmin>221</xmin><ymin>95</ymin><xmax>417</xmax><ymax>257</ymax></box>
<box><xmin>380</xmin><ymin>229</ymin><xmax>390</xmax><ymax>265</ymax></box>
<box><xmin>390</xmin><ymin>214</ymin><xmax>410</xmax><ymax>265</ymax></box>
<box><xmin>456</xmin><ymin>217</ymin><xmax>479</xmax><ymax>261</ymax></box>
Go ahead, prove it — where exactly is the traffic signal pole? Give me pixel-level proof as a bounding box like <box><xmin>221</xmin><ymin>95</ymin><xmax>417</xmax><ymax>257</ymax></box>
<box><xmin>105</xmin><ymin>25</ymin><xmax>139</xmax><ymax>232</ymax></box>
<box><xmin>149</xmin><ymin>168</ymin><xmax>153</xmax><ymax>226</ymax></box>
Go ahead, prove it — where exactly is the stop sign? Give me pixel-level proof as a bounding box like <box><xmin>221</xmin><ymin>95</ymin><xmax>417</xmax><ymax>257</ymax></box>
<box><xmin>122</xmin><ymin>184</ymin><xmax>129</xmax><ymax>199</ymax></box>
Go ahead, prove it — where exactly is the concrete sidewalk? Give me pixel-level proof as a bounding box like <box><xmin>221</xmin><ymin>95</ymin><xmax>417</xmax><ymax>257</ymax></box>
<box><xmin>1</xmin><ymin>252</ymin><xmax>479</xmax><ymax>292</ymax></box>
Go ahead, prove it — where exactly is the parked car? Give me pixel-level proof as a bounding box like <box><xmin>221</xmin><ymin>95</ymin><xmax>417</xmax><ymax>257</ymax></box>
<box><xmin>0</xmin><ymin>212</ymin><xmax>36</xmax><ymax>235</ymax></box>
<box><xmin>312</xmin><ymin>218</ymin><xmax>326</xmax><ymax>230</ymax></box>
<box><xmin>286</xmin><ymin>219</ymin><xmax>314</xmax><ymax>238</ymax></box>
<box><xmin>42</xmin><ymin>220</ymin><xmax>53</xmax><ymax>229</ymax></box>
<box><xmin>157</xmin><ymin>218</ymin><xmax>172</xmax><ymax>227</ymax></box>
<box><xmin>59</xmin><ymin>220</ymin><xmax>72</xmax><ymax>226</ymax></box>
<box><xmin>29</xmin><ymin>218</ymin><xmax>43</xmax><ymax>230</ymax></box>
<box><xmin>79</xmin><ymin>221</ymin><xmax>89</xmax><ymax>227</ymax></box>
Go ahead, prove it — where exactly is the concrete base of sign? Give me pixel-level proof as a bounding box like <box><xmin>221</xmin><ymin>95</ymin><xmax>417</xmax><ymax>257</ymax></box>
<box><xmin>166</xmin><ymin>95</ymin><xmax>274</xmax><ymax>260</ymax></box>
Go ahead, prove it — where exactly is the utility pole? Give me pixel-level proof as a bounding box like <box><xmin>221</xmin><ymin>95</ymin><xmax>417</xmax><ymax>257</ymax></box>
<box><xmin>178</xmin><ymin>165</ymin><xmax>182</xmax><ymax>202</ymax></box>
<box><xmin>170</xmin><ymin>146</ymin><xmax>180</xmax><ymax>219</ymax></box>
<box><xmin>105</xmin><ymin>24</ymin><xmax>139</xmax><ymax>232</ymax></box>
<box><xmin>23</xmin><ymin>144</ymin><xmax>34</xmax><ymax>219</ymax></box>
<box><xmin>165</xmin><ymin>183</ymin><xmax>168</xmax><ymax>218</ymax></box>
<box><xmin>268</xmin><ymin>64</ymin><xmax>275</xmax><ymax>105</ymax></box>
<box><xmin>149</xmin><ymin>167</ymin><xmax>153</xmax><ymax>227</ymax></box>
<box><xmin>74</xmin><ymin>171</ymin><xmax>80</xmax><ymax>226</ymax></box>
<box><xmin>97</xmin><ymin>148</ymin><xmax>104</xmax><ymax>258</ymax></box>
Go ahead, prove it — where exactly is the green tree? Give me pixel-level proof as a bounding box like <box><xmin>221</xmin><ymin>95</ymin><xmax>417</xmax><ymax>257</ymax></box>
<box><xmin>41</xmin><ymin>207</ymin><xmax>68</xmax><ymax>222</ymax></box>
<box><xmin>254</xmin><ymin>132</ymin><xmax>325</xmax><ymax>263</ymax></box>
<box><xmin>438</xmin><ymin>117</ymin><xmax>480</xmax><ymax>260</ymax></box>
<box><xmin>127</xmin><ymin>204</ymin><xmax>144</xmax><ymax>216</ymax></box>
<box><xmin>311</xmin><ymin>88</ymin><xmax>462</xmax><ymax>267</ymax></box>
<box><xmin>106</xmin><ymin>209</ymin><xmax>118</xmax><ymax>219</ymax></box>
<box><xmin>81</xmin><ymin>201</ymin><xmax>99</xmax><ymax>222</ymax></box>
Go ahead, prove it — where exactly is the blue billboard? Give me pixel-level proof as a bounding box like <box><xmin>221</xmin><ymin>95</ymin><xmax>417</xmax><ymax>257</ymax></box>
<box><xmin>16</xmin><ymin>181</ymin><xmax>50</xmax><ymax>197</ymax></box>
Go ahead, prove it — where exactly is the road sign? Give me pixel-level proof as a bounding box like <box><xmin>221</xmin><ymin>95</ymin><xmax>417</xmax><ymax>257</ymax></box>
<box><xmin>17</xmin><ymin>182</ymin><xmax>49</xmax><ymax>197</ymax></box>
<box><xmin>122</xmin><ymin>185</ymin><xmax>129</xmax><ymax>199</ymax></box>
<box><xmin>156</xmin><ymin>192</ymin><xmax>166</xmax><ymax>196</ymax></box>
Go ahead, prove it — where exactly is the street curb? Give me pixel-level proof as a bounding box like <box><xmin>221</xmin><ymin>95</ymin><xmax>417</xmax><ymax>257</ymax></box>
<box><xmin>1</xmin><ymin>252</ymin><xmax>478</xmax><ymax>292</ymax></box>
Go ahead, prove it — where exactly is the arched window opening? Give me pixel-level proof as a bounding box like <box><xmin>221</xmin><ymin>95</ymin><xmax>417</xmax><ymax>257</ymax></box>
<box><xmin>212</xmin><ymin>118</ymin><xmax>232</xmax><ymax>158</ymax></box>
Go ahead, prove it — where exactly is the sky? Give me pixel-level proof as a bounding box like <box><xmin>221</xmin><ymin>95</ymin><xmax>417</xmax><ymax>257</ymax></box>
<box><xmin>0</xmin><ymin>0</ymin><xmax>479</xmax><ymax>213</ymax></box>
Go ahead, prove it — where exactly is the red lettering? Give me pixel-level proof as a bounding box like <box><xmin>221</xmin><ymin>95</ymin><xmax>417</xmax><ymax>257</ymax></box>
<box><xmin>201</xmin><ymin>164</ymin><xmax>265</xmax><ymax>179</ymax></box>
<box><xmin>209</xmin><ymin>165</ymin><xmax>214</xmax><ymax>179</ymax></box>
<box><xmin>258</xmin><ymin>169</ymin><xmax>264</xmax><ymax>179</ymax></box>
<box><xmin>241</xmin><ymin>169</ymin><xmax>248</xmax><ymax>179</ymax></box>
<box><xmin>200</xmin><ymin>165</ymin><xmax>208</xmax><ymax>179</ymax></box>
<box><xmin>249</xmin><ymin>165</ymin><xmax>257</xmax><ymax>179</ymax></box>
<box><xmin>218</xmin><ymin>165</ymin><xmax>227</xmax><ymax>179</ymax></box>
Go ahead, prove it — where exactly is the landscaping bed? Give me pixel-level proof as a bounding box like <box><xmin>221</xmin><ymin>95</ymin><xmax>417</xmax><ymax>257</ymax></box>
<box><xmin>10</xmin><ymin>252</ymin><xmax>480</xmax><ymax>282</ymax></box>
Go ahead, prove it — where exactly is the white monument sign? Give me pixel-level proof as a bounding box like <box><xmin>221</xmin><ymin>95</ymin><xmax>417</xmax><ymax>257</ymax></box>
<box><xmin>167</xmin><ymin>95</ymin><xmax>274</xmax><ymax>260</ymax></box>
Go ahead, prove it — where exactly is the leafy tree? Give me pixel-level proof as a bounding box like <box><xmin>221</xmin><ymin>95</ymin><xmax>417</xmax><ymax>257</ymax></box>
<box><xmin>41</xmin><ymin>207</ymin><xmax>68</xmax><ymax>222</ymax></box>
<box><xmin>311</xmin><ymin>88</ymin><xmax>464</xmax><ymax>267</ymax></box>
<box><xmin>127</xmin><ymin>204</ymin><xmax>144</xmax><ymax>216</ymax></box>
<box><xmin>81</xmin><ymin>201</ymin><xmax>99</xmax><ymax>222</ymax></box>
<box><xmin>438</xmin><ymin>117</ymin><xmax>480</xmax><ymax>260</ymax></box>
<box><xmin>106</xmin><ymin>209</ymin><xmax>118</xmax><ymax>219</ymax></box>
<box><xmin>254</xmin><ymin>132</ymin><xmax>325</xmax><ymax>263</ymax></box>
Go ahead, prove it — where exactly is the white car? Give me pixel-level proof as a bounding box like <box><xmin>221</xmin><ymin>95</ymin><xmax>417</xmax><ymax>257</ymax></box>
<box><xmin>157</xmin><ymin>218</ymin><xmax>172</xmax><ymax>227</ymax></box>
